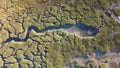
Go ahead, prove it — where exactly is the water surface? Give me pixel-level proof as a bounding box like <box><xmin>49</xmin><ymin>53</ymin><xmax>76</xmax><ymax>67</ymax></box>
<box><xmin>4</xmin><ymin>23</ymin><xmax>99</xmax><ymax>43</ymax></box>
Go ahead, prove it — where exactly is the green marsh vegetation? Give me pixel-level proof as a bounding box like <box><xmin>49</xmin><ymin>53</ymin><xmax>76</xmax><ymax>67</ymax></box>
<box><xmin>0</xmin><ymin>0</ymin><xmax>120</xmax><ymax>68</ymax></box>
<box><xmin>113</xmin><ymin>8</ymin><xmax>120</xmax><ymax>16</ymax></box>
<box><xmin>113</xmin><ymin>33</ymin><xmax>120</xmax><ymax>50</ymax></box>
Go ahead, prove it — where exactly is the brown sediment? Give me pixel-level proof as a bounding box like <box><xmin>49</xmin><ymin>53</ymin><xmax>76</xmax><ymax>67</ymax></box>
<box><xmin>110</xmin><ymin>62</ymin><xmax>120</xmax><ymax>68</ymax></box>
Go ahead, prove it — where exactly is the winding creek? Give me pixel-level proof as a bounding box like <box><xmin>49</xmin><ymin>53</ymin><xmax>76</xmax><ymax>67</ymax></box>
<box><xmin>4</xmin><ymin>23</ymin><xmax>99</xmax><ymax>43</ymax></box>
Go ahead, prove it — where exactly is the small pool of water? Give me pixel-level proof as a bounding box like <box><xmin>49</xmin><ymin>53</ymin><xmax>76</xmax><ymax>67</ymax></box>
<box><xmin>64</xmin><ymin>23</ymin><xmax>98</xmax><ymax>37</ymax></box>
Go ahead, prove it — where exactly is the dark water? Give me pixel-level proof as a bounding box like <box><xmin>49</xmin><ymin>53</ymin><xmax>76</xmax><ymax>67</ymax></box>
<box><xmin>4</xmin><ymin>23</ymin><xmax>99</xmax><ymax>43</ymax></box>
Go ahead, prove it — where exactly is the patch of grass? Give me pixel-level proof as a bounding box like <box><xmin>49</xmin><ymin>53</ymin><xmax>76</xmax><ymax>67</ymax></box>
<box><xmin>114</xmin><ymin>33</ymin><xmax>120</xmax><ymax>47</ymax></box>
<box><xmin>20</xmin><ymin>59</ymin><xmax>34</xmax><ymax>68</ymax></box>
<box><xmin>99</xmin><ymin>64</ymin><xmax>108</xmax><ymax>68</ymax></box>
<box><xmin>12</xmin><ymin>63</ymin><xmax>19</xmax><ymax>68</ymax></box>
<box><xmin>0</xmin><ymin>29</ymin><xmax>9</xmax><ymax>43</ymax></box>
<box><xmin>3</xmin><ymin>48</ymin><xmax>13</xmax><ymax>59</ymax></box>
<box><xmin>113</xmin><ymin>8</ymin><xmax>120</xmax><ymax>16</ymax></box>
<box><xmin>86</xmin><ymin>58</ymin><xmax>98</xmax><ymax>68</ymax></box>
<box><xmin>5</xmin><ymin>56</ymin><xmax>17</xmax><ymax>63</ymax></box>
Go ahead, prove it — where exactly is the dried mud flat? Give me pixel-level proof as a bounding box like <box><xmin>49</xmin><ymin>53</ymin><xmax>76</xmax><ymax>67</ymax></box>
<box><xmin>96</xmin><ymin>53</ymin><xmax>120</xmax><ymax>68</ymax></box>
<box><xmin>65</xmin><ymin>52</ymin><xmax>120</xmax><ymax>68</ymax></box>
